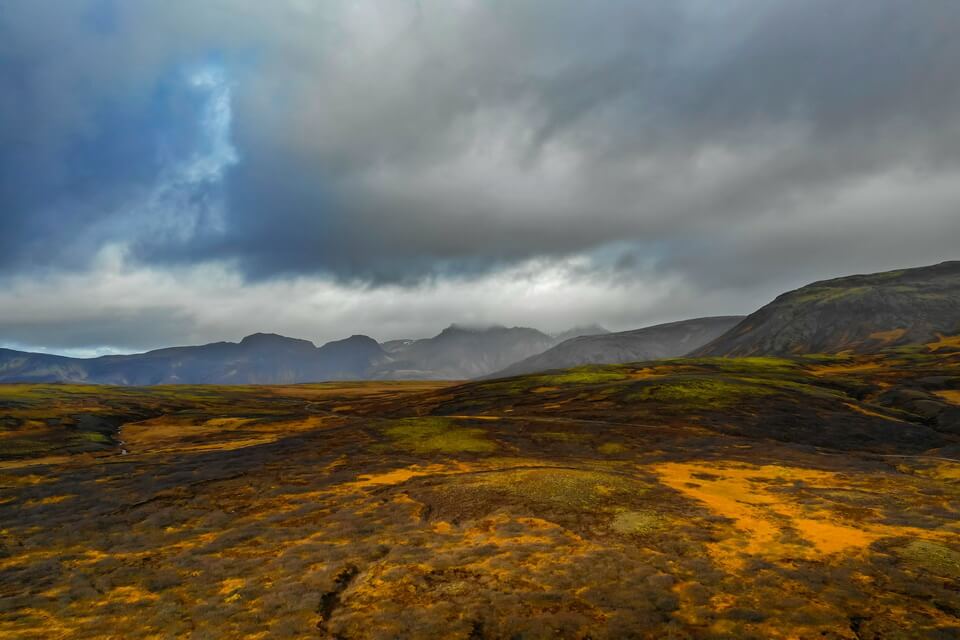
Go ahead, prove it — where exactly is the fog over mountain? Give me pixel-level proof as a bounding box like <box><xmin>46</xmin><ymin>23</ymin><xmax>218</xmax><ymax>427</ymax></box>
<box><xmin>1</xmin><ymin>1</ymin><xmax>959</xmax><ymax>354</ymax></box>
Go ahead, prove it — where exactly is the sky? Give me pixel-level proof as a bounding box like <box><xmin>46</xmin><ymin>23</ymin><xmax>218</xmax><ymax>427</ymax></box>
<box><xmin>2</xmin><ymin>1</ymin><xmax>959</xmax><ymax>356</ymax></box>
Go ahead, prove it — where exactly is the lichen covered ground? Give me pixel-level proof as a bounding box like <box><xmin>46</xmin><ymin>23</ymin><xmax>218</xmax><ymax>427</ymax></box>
<box><xmin>1</xmin><ymin>348</ymin><xmax>959</xmax><ymax>638</ymax></box>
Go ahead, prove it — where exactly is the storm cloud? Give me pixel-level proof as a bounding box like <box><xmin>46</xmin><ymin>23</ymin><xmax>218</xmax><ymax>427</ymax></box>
<box><xmin>1</xmin><ymin>1</ymin><xmax>958</xmax><ymax>351</ymax></box>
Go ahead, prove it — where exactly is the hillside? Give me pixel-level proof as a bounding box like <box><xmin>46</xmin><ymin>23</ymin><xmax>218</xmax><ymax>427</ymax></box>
<box><xmin>489</xmin><ymin>316</ymin><xmax>743</xmax><ymax>378</ymax></box>
<box><xmin>551</xmin><ymin>324</ymin><xmax>610</xmax><ymax>342</ymax></box>
<box><xmin>696</xmin><ymin>261</ymin><xmax>960</xmax><ymax>357</ymax></box>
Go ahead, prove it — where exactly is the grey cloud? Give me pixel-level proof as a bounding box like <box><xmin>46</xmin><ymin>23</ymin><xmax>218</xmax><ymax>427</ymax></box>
<box><xmin>0</xmin><ymin>0</ymin><xmax>958</xmax><ymax>298</ymax></box>
<box><xmin>0</xmin><ymin>306</ymin><xmax>198</xmax><ymax>353</ymax></box>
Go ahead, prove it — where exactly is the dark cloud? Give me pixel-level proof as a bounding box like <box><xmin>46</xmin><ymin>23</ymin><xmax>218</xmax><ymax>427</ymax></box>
<box><xmin>0</xmin><ymin>305</ymin><xmax>197</xmax><ymax>354</ymax></box>
<box><xmin>0</xmin><ymin>1</ymin><xmax>958</xmax><ymax>350</ymax></box>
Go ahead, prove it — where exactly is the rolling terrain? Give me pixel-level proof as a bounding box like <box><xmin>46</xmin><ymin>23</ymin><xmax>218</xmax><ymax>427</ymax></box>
<box><xmin>2</xmin><ymin>336</ymin><xmax>959</xmax><ymax>638</ymax></box>
<box><xmin>490</xmin><ymin>316</ymin><xmax>743</xmax><ymax>378</ymax></box>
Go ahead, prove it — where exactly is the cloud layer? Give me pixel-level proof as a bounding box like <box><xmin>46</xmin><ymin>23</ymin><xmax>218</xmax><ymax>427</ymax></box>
<box><xmin>1</xmin><ymin>1</ymin><xmax>959</xmax><ymax>351</ymax></box>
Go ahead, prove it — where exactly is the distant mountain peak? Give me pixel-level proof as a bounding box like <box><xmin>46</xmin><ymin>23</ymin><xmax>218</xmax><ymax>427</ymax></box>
<box><xmin>239</xmin><ymin>333</ymin><xmax>316</xmax><ymax>348</ymax></box>
<box><xmin>440</xmin><ymin>323</ymin><xmax>508</xmax><ymax>335</ymax></box>
<box><xmin>486</xmin><ymin>316</ymin><xmax>744</xmax><ymax>379</ymax></box>
<box><xmin>553</xmin><ymin>324</ymin><xmax>611</xmax><ymax>342</ymax></box>
<box><xmin>321</xmin><ymin>334</ymin><xmax>381</xmax><ymax>348</ymax></box>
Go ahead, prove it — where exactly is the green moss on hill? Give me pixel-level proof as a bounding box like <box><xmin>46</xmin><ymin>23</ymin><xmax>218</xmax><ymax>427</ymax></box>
<box><xmin>896</xmin><ymin>540</ymin><xmax>960</xmax><ymax>579</ymax></box>
<box><xmin>627</xmin><ymin>378</ymin><xmax>774</xmax><ymax>409</ymax></box>
<box><xmin>381</xmin><ymin>417</ymin><xmax>496</xmax><ymax>454</ymax></box>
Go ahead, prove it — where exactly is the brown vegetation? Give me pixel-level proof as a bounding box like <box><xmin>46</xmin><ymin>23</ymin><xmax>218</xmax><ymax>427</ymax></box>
<box><xmin>1</xmin><ymin>345</ymin><xmax>959</xmax><ymax>638</ymax></box>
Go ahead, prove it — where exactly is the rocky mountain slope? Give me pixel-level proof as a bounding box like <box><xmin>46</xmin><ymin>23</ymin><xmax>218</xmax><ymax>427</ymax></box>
<box><xmin>695</xmin><ymin>261</ymin><xmax>960</xmax><ymax>357</ymax></box>
<box><xmin>551</xmin><ymin>324</ymin><xmax>610</xmax><ymax>342</ymax></box>
<box><xmin>488</xmin><ymin>316</ymin><xmax>743</xmax><ymax>378</ymax></box>
<box><xmin>376</xmin><ymin>324</ymin><xmax>558</xmax><ymax>379</ymax></box>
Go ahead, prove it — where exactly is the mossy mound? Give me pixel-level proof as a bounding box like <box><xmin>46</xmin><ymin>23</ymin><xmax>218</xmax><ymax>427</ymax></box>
<box><xmin>597</xmin><ymin>442</ymin><xmax>628</xmax><ymax>455</ymax></box>
<box><xmin>896</xmin><ymin>540</ymin><xmax>960</xmax><ymax>579</ymax></box>
<box><xmin>609</xmin><ymin>509</ymin><xmax>662</xmax><ymax>535</ymax></box>
<box><xmin>534</xmin><ymin>367</ymin><xmax>630</xmax><ymax>385</ymax></box>
<box><xmin>471</xmin><ymin>468</ymin><xmax>648</xmax><ymax>510</ymax></box>
<box><xmin>380</xmin><ymin>418</ymin><xmax>496</xmax><ymax>454</ymax></box>
<box><xmin>627</xmin><ymin>378</ymin><xmax>773</xmax><ymax>409</ymax></box>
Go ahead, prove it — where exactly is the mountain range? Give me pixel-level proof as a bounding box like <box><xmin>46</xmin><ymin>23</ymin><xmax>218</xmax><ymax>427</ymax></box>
<box><xmin>1</xmin><ymin>261</ymin><xmax>958</xmax><ymax>384</ymax></box>
<box><xmin>0</xmin><ymin>333</ymin><xmax>388</xmax><ymax>385</ymax></box>
<box><xmin>0</xmin><ymin>324</ymin><xmax>603</xmax><ymax>385</ymax></box>
<box><xmin>377</xmin><ymin>324</ymin><xmax>558</xmax><ymax>379</ymax></box>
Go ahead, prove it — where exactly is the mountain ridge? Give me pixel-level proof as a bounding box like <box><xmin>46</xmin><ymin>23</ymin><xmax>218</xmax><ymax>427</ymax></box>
<box><xmin>695</xmin><ymin>261</ymin><xmax>960</xmax><ymax>357</ymax></box>
<box><xmin>0</xmin><ymin>333</ymin><xmax>386</xmax><ymax>385</ymax></box>
<box><xmin>486</xmin><ymin>316</ymin><xmax>744</xmax><ymax>379</ymax></box>
<box><xmin>0</xmin><ymin>325</ymin><xmax>567</xmax><ymax>384</ymax></box>
<box><xmin>374</xmin><ymin>324</ymin><xmax>558</xmax><ymax>380</ymax></box>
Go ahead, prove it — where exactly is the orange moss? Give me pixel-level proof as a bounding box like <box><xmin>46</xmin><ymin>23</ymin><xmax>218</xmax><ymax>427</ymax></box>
<box><xmin>869</xmin><ymin>328</ymin><xmax>907</xmax><ymax>343</ymax></box>
<box><xmin>844</xmin><ymin>402</ymin><xmax>903</xmax><ymax>421</ymax></box>
<box><xmin>106</xmin><ymin>585</ymin><xmax>161</xmax><ymax>605</ymax></box>
<box><xmin>24</xmin><ymin>494</ymin><xmax>74</xmax><ymax>506</ymax></box>
<box><xmin>432</xmin><ymin>521</ymin><xmax>454</xmax><ymax>534</ymax></box>
<box><xmin>218</xmin><ymin>578</ymin><xmax>246</xmax><ymax>596</ymax></box>
<box><xmin>810</xmin><ymin>362</ymin><xmax>881</xmax><ymax>376</ymax></box>
<box><xmin>927</xmin><ymin>333</ymin><xmax>960</xmax><ymax>352</ymax></box>
<box><xmin>350</xmin><ymin>462</ymin><xmax>477</xmax><ymax>488</ymax></box>
<box><xmin>935</xmin><ymin>390</ymin><xmax>960</xmax><ymax>405</ymax></box>
<box><xmin>120</xmin><ymin>415</ymin><xmax>326</xmax><ymax>454</ymax></box>
<box><xmin>652</xmin><ymin>461</ymin><xmax>946</xmax><ymax>569</ymax></box>
<box><xmin>0</xmin><ymin>455</ymin><xmax>73</xmax><ymax>470</ymax></box>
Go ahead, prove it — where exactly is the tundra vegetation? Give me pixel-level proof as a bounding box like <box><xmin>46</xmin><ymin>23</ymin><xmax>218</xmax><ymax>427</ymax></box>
<box><xmin>1</xmin><ymin>341</ymin><xmax>959</xmax><ymax>639</ymax></box>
